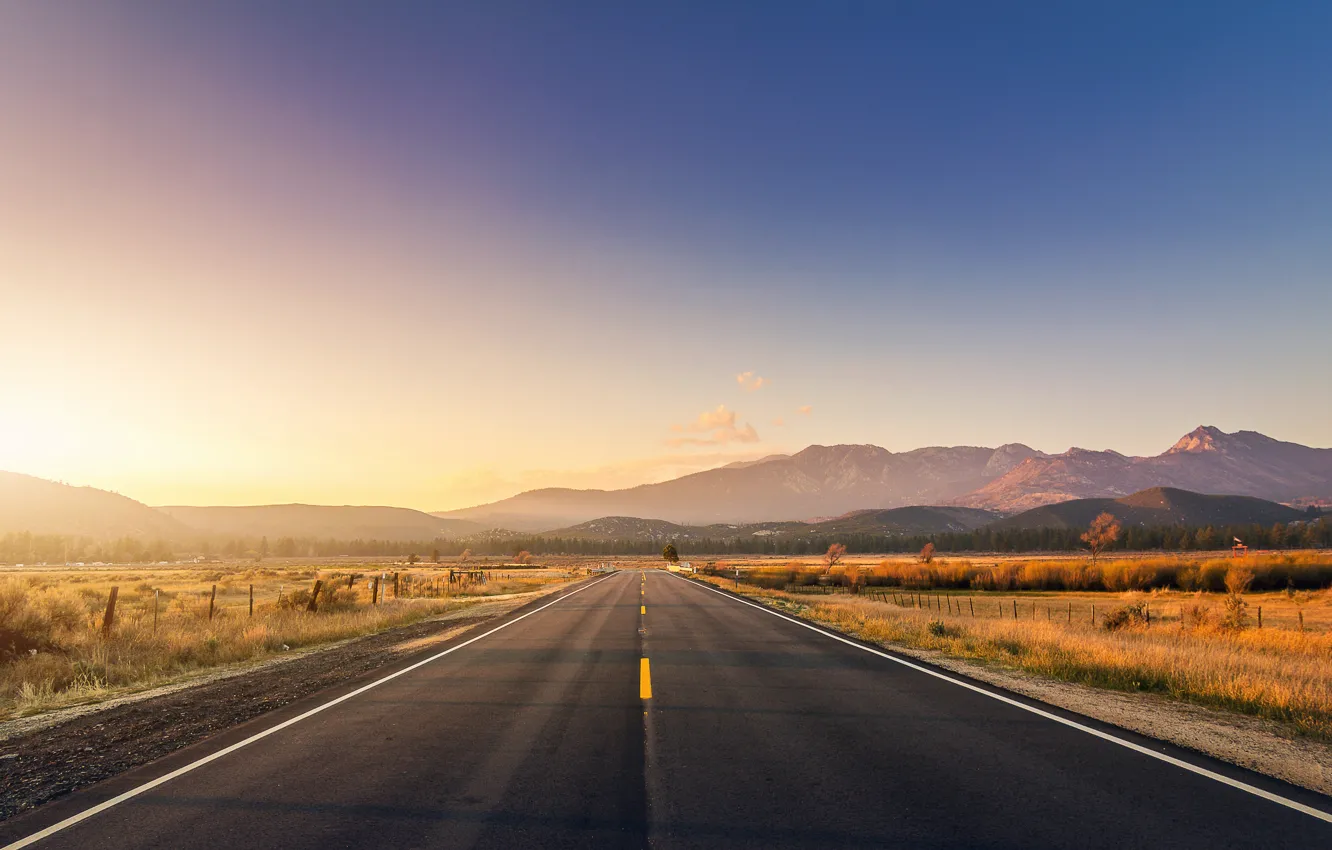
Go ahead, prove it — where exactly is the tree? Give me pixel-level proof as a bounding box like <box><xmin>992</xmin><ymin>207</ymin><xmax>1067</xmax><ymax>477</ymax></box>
<box><xmin>459</xmin><ymin>549</ymin><xmax>472</xmax><ymax>563</ymax></box>
<box><xmin>1080</xmin><ymin>513</ymin><xmax>1120</xmax><ymax>566</ymax></box>
<box><xmin>408</xmin><ymin>553</ymin><xmax>419</xmax><ymax>565</ymax></box>
<box><xmin>516</xmin><ymin>550</ymin><xmax>532</xmax><ymax>565</ymax></box>
<box><xmin>919</xmin><ymin>542</ymin><xmax>935</xmax><ymax>564</ymax></box>
<box><xmin>824</xmin><ymin>542</ymin><xmax>846</xmax><ymax>572</ymax></box>
<box><xmin>662</xmin><ymin>543</ymin><xmax>679</xmax><ymax>565</ymax></box>
<box><xmin>1222</xmin><ymin>566</ymin><xmax>1254</xmax><ymax>630</ymax></box>
<box><xmin>258</xmin><ymin>535</ymin><xmax>269</xmax><ymax>561</ymax></box>
<box><xmin>431</xmin><ymin>548</ymin><xmax>440</xmax><ymax>564</ymax></box>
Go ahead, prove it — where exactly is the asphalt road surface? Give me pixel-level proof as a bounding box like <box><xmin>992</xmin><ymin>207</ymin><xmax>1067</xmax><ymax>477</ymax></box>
<box><xmin>3</xmin><ymin>570</ymin><xmax>1329</xmax><ymax>849</ymax></box>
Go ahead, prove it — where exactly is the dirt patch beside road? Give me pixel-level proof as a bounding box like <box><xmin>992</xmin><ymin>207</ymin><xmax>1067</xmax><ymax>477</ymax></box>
<box><xmin>0</xmin><ymin>596</ymin><xmax>533</xmax><ymax>822</ymax></box>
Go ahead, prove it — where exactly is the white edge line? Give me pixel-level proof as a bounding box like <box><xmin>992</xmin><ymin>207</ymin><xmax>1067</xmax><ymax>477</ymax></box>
<box><xmin>670</xmin><ymin>572</ymin><xmax>1332</xmax><ymax>824</ymax></box>
<box><xmin>3</xmin><ymin>572</ymin><xmax>623</xmax><ymax>850</ymax></box>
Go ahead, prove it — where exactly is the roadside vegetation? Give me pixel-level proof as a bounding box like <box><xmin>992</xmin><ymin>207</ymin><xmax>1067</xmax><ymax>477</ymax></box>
<box><xmin>697</xmin><ymin>555</ymin><xmax>1332</xmax><ymax>739</ymax></box>
<box><xmin>728</xmin><ymin>550</ymin><xmax>1332</xmax><ymax>593</ymax></box>
<box><xmin>0</xmin><ymin>565</ymin><xmax>576</xmax><ymax>718</ymax></box>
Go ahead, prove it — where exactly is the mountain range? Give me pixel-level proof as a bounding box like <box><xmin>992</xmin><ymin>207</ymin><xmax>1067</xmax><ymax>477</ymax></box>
<box><xmin>2</xmin><ymin>427</ymin><xmax>1328</xmax><ymax>543</ymax></box>
<box><xmin>436</xmin><ymin>443</ymin><xmax>1047</xmax><ymax>529</ymax></box>
<box><xmin>439</xmin><ymin>427</ymin><xmax>1332</xmax><ymax>528</ymax></box>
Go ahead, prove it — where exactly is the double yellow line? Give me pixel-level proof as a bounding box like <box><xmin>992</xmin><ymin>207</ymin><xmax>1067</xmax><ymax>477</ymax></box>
<box><xmin>640</xmin><ymin>571</ymin><xmax>652</xmax><ymax>699</ymax></box>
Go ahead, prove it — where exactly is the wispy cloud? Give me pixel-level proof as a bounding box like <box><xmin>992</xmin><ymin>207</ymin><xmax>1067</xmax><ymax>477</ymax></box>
<box><xmin>772</xmin><ymin>416</ymin><xmax>785</xmax><ymax>427</ymax></box>
<box><xmin>736</xmin><ymin>371</ymin><xmax>768</xmax><ymax>392</ymax></box>
<box><xmin>667</xmin><ymin>405</ymin><xmax>761</xmax><ymax>446</ymax></box>
<box><xmin>796</xmin><ymin>404</ymin><xmax>813</xmax><ymax>415</ymax></box>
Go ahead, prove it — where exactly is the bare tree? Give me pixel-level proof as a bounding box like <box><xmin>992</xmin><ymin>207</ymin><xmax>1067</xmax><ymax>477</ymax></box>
<box><xmin>824</xmin><ymin>543</ymin><xmax>847</xmax><ymax>572</ymax></box>
<box><xmin>459</xmin><ymin>548</ymin><xmax>472</xmax><ymax>564</ymax></box>
<box><xmin>1080</xmin><ymin>512</ymin><xmax>1121</xmax><ymax>567</ymax></box>
<box><xmin>919</xmin><ymin>542</ymin><xmax>935</xmax><ymax>564</ymax></box>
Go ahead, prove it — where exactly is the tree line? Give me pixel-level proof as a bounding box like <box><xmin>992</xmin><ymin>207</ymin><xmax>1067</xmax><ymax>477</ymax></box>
<box><xmin>1</xmin><ymin>518</ymin><xmax>1326</xmax><ymax>564</ymax></box>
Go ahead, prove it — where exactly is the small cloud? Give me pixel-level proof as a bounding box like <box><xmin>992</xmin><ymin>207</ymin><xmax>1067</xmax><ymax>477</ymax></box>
<box><xmin>677</xmin><ymin>405</ymin><xmax>737</xmax><ymax>433</ymax></box>
<box><xmin>667</xmin><ymin>405</ymin><xmax>760</xmax><ymax>446</ymax></box>
<box><xmin>736</xmin><ymin>371</ymin><xmax>768</xmax><ymax>392</ymax></box>
<box><xmin>796</xmin><ymin>405</ymin><xmax>813</xmax><ymax>415</ymax></box>
<box><xmin>772</xmin><ymin>417</ymin><xmax>785</xmax><ymax>427</ymax></box>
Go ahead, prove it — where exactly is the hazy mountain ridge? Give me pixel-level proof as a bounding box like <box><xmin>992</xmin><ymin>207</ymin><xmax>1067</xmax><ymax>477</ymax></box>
<box><xmin>0</xmin><ymin>471</ymin><xmax>191</xmax><ymax>540</ymax></box>
<box><xmin>0</xmin><ymin>474</ymin><xmax>483</xmax><ymax>543</ymax></box>
<box><xmin>158</xmin><ymin>505</ymin><xmax>483</xmax><ymax>542</ymax></box>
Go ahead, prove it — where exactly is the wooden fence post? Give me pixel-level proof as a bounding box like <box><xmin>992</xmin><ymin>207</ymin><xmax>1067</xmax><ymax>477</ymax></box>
<box><xmin>101</xmin><ymin>587</ymin><xmax>119</xmax><ymax>637</ymax></box>
<box><xmin>249</xmin><ymin>584</ymin><xmax>254</xmax><ymax>617</ymax></box>
<box><xmin>1257</xmin><ymin>606</ymin><xmax>1262</xmax><ymax>629</ymax></box>
<box><xmin>153</xmin><ymin>588</ymin><xmax>159</xmax><ymax>633</ymax></box>
<box><xmin>348</xmin><ymin>574</ymin><xmax>355</xmax><ymax>589</ymax></box>
<box><xmin>372</xmin><ymin>577</ymin><xmax>380</xmax><ymax>605</ymax></box>
<box><xmin>1013</xmin><ymin>600</ymin><xmax>1018</xmax><ymax>619</ymax></box>
<box><xmin>969</xmin><ymin>597</ymin><xmax>974</xmax><ymax>617</ymax></box>
<box><xmin>1091</xmin><ymin>603</ymin><xmax>1095</xmax><ymax>625</ymax></box>
<box><xmin>1145</xmin><ymin>604</ymin><xmax>1150</xmax><ymax>626</ymax></box>
<box><xmin>1299</xmin><ymin>610</ymin><xmax>1305</xmax><ymax>632</ymax></box>
<box><xmin>1067</xmin><ymin>602</ymin><xmax>1071</xmax><ymax>623</ymax></box>
<box><xmin>307</xmin><ymin>580</ymin><xmax>323</xmax><ymax>613</ymax></box>
<box><xmin>394</xmin><ymin>572</ymin><xmax>400</xmax><ymax>598</ymax></box>
<box><xmin>208</xmin><ymin>585</ymin><xmax>217</xmax><ymax>621</ymax></box>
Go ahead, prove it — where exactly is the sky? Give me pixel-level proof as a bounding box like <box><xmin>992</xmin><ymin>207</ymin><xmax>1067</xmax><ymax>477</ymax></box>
<box><xmin>1</xmin><ymin>2</ymin><xmax>1330</xmax><ymax>511</ymax></box>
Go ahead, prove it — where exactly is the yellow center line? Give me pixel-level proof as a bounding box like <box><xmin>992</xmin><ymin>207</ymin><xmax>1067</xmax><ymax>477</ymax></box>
<box><xmin>641</xmin><ymin>604</ymin><xmax>646</xmax><ymax>614</ymax></box>
<box><xmin>639</xmin><ymin>657</ymin><xmax>652</xmax><ymax>699</ymax></box>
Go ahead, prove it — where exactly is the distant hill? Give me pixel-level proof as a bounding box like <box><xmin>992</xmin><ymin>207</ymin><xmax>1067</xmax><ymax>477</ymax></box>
<box><xmin>157</xmin><ymin>505</ymin><xmax>482</xmax><ymax>542</ymax></box>
<box><xmin>539</xmin><ymin>505</ymin><xmax>998</xmax><ymax>543</ymax></box>
<box><xmin>956</xmin><ymin>427</ymin><xmax>1332</xmax><ymax>512</ymax></box>
<box><xmin>542</xmin><ymin>516</ymin><xmax>711</xmax><ymax>542</ymax></box>
<box><xmin>810</xmin><ymin>506</ymin><xmax>999</xmax><ymax>535</ymax></box>
<box><xmin>438</xmin><ymin>443</ymin><xmax>1046</xmax><ymax>529</ymax></box>
<box><xmin>990</xmin><ymin>487</ymin><xmax>1306</xmax><ymax>532</ymax></box>
<box><xmin>0</xmin><ymin>472</ymin><xmax>190</xmax><ymax>540</ymax></box>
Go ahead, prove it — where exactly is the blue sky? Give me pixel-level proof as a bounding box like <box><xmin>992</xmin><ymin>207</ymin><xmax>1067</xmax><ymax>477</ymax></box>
<box><xmin>1</xmin><ymin>3</ymin><xmax>1329</xmax><ymax>508</ymax></box>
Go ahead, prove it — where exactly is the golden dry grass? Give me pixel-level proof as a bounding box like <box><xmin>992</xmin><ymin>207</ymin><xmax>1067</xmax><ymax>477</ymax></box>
<box><xmin>728</xmin><ymin>550</ymin><xmax>1332</xmax><ymax>593</ymax></box>
<box><xmin>696</xmin><ymin>574</ymin><xmax>1332</xmax><ymax>739</ymax></box>
<box><xmin>0</xmin><ymin>565</ymin><xmax>576</xmax><ymax>718</ymax></box>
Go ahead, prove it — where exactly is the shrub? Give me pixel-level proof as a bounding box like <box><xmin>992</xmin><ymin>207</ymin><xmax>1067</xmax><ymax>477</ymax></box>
<box><xmin>1102</xmin><ymin>602</ymin><xmax>1149</xmax><ymax>631</ymax></box>
<box><xmin>0</xmin><ymin>580</ymin><xmax>88</xmax><ymax>658</ymax></box>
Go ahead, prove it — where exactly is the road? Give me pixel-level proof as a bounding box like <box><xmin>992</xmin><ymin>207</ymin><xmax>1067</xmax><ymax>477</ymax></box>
<box><xmin>2</xmin><ymin>570</ymin><xmax>1328</xmax><ymax>849</ymax></box>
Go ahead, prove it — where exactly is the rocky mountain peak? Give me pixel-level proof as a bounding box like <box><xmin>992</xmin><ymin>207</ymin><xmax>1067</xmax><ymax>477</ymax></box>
<box><xmin>1168</xmin><ymin>425</ymin><xmax>1228</xmax><ymax>454</ymax></box>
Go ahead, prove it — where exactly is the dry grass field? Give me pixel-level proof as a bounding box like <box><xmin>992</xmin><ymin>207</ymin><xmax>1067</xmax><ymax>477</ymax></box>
<box><xmin>0</xmin><ymin>563</ymin><xmax>581</xmax><ymax>719</ymax></box>
<box><xmin>691</xmin><ymin>551</ymin><xmax>1332</xmax><ymax>739</ymax></box>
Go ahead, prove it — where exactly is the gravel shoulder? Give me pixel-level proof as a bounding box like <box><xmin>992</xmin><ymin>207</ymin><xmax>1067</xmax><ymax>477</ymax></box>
<box><xmin>0</xmin><ymin>591</ymin><xmax>553</xmax><ymax>822</ymax></box>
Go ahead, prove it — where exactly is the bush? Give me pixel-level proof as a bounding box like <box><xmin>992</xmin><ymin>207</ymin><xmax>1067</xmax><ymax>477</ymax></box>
<box><xmin>1102</xmin><ymin>602</ymin><xmax>1149</xmax><ymax>631</ymax></box>
<box><xmin>926</xmin><ymin>620</ymin><xmax>948</xmax><ymax>637</ymax></box>
<box><xmin>0</xmin><ymin>580</ymin><xmax>88</xmax><ymax>658</ymax></box>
